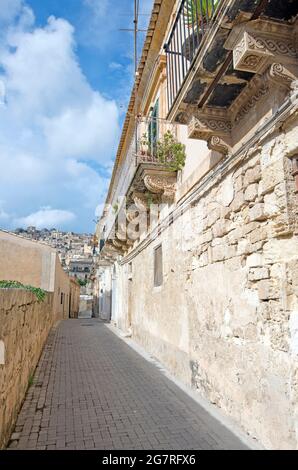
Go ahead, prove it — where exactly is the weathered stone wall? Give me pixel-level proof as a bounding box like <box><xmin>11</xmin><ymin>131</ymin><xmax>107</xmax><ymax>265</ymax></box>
<box><xmin>0</xmin><ymin>231</ymin><xmax>56</xmax><ymax>291</ymax></box>
<box><xmin>118</xmin><ymin>120</ymin><xmax>298</xmax><ymax>449</ymax></box>
<box><xmin>0</xmin><ymin>290</ymin><xmax>55</xmax><ymax>449</ymax></box>
<box><xmin>0</xmin><ymin>231</ymin><xmax>80</xmax><ymax>321</ymax></box>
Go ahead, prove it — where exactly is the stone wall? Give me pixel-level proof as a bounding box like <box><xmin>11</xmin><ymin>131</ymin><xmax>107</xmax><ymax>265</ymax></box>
<box><xmin>117</xmin><ymin>119</ymin><xmax>298</xmax><ymax>449</ymax></box>
<box><xmin>0</xmin><ymin>231</ymin><xmax>56</xmax><ymax>291</ymax></box>
<box><xmin>0</xmin><ymin>231</ymin><xmax>80</xmax><ymax>320</ymax></box>
<box><xmin>0</xmin><ymin>289</ymin><xmax>55</xmax><ymax>449</ymax></box>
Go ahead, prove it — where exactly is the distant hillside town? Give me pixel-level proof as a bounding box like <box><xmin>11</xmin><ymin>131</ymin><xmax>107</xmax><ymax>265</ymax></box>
<box><xmin>13</xmin><ymin>226</ymin><xmax>97</xmax><ymax>283</ymax></box>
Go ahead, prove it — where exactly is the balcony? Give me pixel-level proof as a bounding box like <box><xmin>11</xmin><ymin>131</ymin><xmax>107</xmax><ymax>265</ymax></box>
<box><xmin>165</xmin><ymin>0</ymin><xmax>221</xmax><ymax>111</ymax></box>
<box><xmin>165</xmin><ymin>0</ymin><xmax>298</xmax><ymax>154</ymax></box>
<box><xmin>128</xmin><ymin>116</ymin><xmax>183</xmax><ymax>203</ymax></box>
<box><xmin>98</xmin><ymin>117</ymin><xmax>184</xmax><ymax>258</ymax></box>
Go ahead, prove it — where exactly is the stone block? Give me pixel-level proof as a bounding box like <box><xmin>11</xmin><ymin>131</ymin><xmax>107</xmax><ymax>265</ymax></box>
<box><xmin>198</xmin><ymin>252</ymin><xmax>209</xmax><ymax>267</ymax></box>
<box><xmin>248</xmin><ymin>267</ymin><xmax>270</xmax><ymax>282</ymax></box>
<box><xmin>230</xmin><ymin>191</ymin><xmax>245</xmax><ymax>213</ymax></box>
<box><xmin>237</xmin><ymin>239</ymin><xmax>251</xmax><ymax>256</ymax></box>
<box><xmin>212</xmin><ymin>245</ymin><xmax>225</xmax><ymax>262</ymax></box>
<box><xmin>212</xmin><ymin>220</ymin><xmax>232</xmax><ymax>238</ymax></box>
<box><xmin>246</xmin><ymin>253</ymin><xmax>263</xmax><ymax>268</ymax></box>
<box><xmin>249</xmin><ymin>203</ymin><xmax>267</xmax><ymax>222</ymax></box>
<box><xmin>206</xmin><ymin>208</ymin><xmax>220</xmax><ymax>228</ymax></box>
<box><xmin>203</xmin><ymin>229</ymin><xmax>213</xmax><ymax>244</ymax></box>
<box><xmin>244</xmin><ymin>183</ymin><xmax>258</xmax><ymax>202</ymax></box>
<box><xmin>260</xmin><ymin>160</ymin><xmax>285</xmax><ymax>195</ymax></box>
<box><xmin>249</xmin><ymin>226</ymin><xmax>267</xmax><ymax>244</ymax></box>
<box><xmin>243</xmin><ymin>166</ymin><xmax>261</xmax><ymax>186</ymax></box>
<box><xmin>234</xmin><ymin>175</ymin><xmax>243</xmax><ymax>193</ymax></box>
<box><xmin>257</xmin><ymin>280</ymin><xmax>280</xmax><ymax>301</ymax></box>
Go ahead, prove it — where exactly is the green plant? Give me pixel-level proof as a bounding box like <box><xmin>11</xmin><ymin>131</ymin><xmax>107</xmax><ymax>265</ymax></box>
<box><xmin>77</xmin><ymin>278</ymin><xmax>88</xmax><ymax>287</ymax></box>
<box><xmin>139</xmin><ymin>131</ymin><xmax>186</xmax><ymax>172</ymax></box>
<box><xmin>28</xmin><ymin>375</ymin><xmax>34</xmax><ymax>388</ymax></box>
<box><xmin>184</xmin><ymin>0</ymin><xmax>219</xmax><ymax>27</ymax></box>
<box><xmin>0</xmin><ymin>280</ymin><xmax>46</xmax><ymax>302</ymax></box>
<box><xmin>156</xmin><ymin>131</ymin><xmax>186</xmax><ymax>171</ymax></box>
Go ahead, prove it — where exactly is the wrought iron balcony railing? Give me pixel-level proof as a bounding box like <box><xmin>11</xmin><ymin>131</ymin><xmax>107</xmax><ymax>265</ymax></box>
<box><xmin>165</xmin><ymin>0</ymin><xmax>221</xmax><ymax>111</ymax></box>
<box><xmin>136</xmin><ymin>116</ymin><xmax>178</xmax><ymax>165</ymax></box>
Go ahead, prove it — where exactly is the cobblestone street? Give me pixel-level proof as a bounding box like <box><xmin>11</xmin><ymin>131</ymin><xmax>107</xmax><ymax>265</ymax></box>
<box><xmin>9</xmin><ymin>319</ymin><xmax>248</xmax><ymax>450</ymax></box>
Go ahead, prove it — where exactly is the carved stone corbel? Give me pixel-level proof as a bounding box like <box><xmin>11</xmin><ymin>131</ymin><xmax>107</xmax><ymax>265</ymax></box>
<box><xmin>207</xmin><ymin>136</ymin><xmax>231</xmax><ymax>155</ymax></box>
<box><xmin>188</xmin><ymin>108</ymin><xmax>232</xmax><ymax>142</ymax></box>
<box><xmin>104</xmin><ymin>242</ymin><xmax>121</xmax><ymax>258</ymax></box>
<box><xmin>143</xmin><ymin>174</ymin><xmax>176</xmax><ymax>199</ymax></box>
<box><xmin>132</xmin><ymin>191</ymin><xmax>149</xmax><ymax>212</ymax></box>
<box><xmin>230</xmin><ymin>21</ymin><xmax>297</xmax><ymax>74</ymax></box>
<box><xmin>112</xmin><ymin>239</ymin><xmax>127</xmax><ymax>251</ymax></box>
<box><xmin>233</xmin><ymin>33</ymin><xmax>270</xmax><ymax>74</ymax></box>
<box><xmin>126</xmin><ymin>208</ymin><xmax>139</xmax><ymax>223</ymax></box>
<box><xmin>267</xmin><ymin>63</ymin><xmax>298</xmax><ymax>90</ymax></box>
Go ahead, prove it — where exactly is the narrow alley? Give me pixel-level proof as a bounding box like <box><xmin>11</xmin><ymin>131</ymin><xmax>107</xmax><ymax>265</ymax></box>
<box><xmin>8</xmin><ymin>319</ymin><xmax>248</xmax><ymax>450</ymax></box>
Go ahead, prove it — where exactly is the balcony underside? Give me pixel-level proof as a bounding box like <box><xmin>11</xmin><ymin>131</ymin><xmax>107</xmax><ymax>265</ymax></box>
<box><xmin>168</xmin><ymin>0</ymin><xmax>298</xmax><ymax>154</ymax></box>
<box><xmin>100</xmin><ymin>161</ymin><xmax>177</xmax><ymax>260</ymax></box>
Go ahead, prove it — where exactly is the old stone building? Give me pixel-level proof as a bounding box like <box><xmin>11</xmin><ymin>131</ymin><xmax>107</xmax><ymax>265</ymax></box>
<box><xmin>95</xmin><ymin>0</ymin><xmax>298</xmax><ymax>449</ymax></box>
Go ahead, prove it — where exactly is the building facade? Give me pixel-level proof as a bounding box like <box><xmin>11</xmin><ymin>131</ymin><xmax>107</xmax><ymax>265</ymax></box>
<box><xmin>96</xmin><ymin>0</ymin><xmax>298</xmax><ymax>449</ymax></box>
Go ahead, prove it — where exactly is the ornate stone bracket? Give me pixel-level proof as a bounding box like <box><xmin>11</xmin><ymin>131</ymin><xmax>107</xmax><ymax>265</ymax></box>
<box><xmin>132</xmin><ymin>191</ymin><xmax>149</xmax><ymax>211</ymax></box>
<box><xmin>104</xmin><ymin>241</ymin><xmax>121</xmax><ymax>258</ymax></box>
<box><xmin>143</xmin><ymin>174</ymin><xmax>176</xmax><ymax>199</ymax></box>
<box><xmin>267</xmin><ymin>63</ymin><xmax>298</xmax><ymax>90</ymax></box>
<box><xmin>188</xmin><ymin>106</ymin><xmax>232</xmax><ymax>138</ymax></box>
<box><xmin>126</xmin><ymin>208</ymin><xmax>139</xmax><ymax>223</ymax></box>
<box><xmin>207</xmin><ymin>136</ymin><xmax>231</xmax><ymax>155</ymax></box>
<box><xmin>229</xmin><ymin>20</ymin><xmax>297</xmax><ymax>74</ymax></box>
<box><xmin>188</xmin><ymin>108</ymin><xmax>232</xmax><ymax>155</ymax></box>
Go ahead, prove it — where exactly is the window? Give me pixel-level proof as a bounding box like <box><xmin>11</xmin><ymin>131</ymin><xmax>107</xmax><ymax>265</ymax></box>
<box><xmin>60</xmin><ymin>293</ymin><xmax>63</xmax><ymax>305</ymax></box>
<box><xmin>148</xmin><ymin>99</ymin><xmax>159</xmax><ymax>155</ymax></box>
<box><xmin>154</xmin><ymin>244</ymin><xmax>163</xmax><ymax>287</ymax></box>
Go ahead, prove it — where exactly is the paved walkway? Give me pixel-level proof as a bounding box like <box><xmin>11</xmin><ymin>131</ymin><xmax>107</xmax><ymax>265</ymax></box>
<box><xmin>9</xmin><ymin>319</ymin><xmax>248</xmax><ymax>450</ymax></box>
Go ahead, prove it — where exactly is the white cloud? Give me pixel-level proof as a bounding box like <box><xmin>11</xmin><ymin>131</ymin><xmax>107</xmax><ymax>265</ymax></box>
<box><xmin>0</xmin><ymin>0</ymin><xmax>23</xmax><ymax>23</ymax></box>
<box><xmin>15</xmin><ymin>207</ymin><xmax>76</xmax><ymax>229</ymax></box>
<box><xmin>83</xmin><ymin>0</ymin><xmax>109</xmax><ymax>18</ymax></box>
<box><xmin>0</xmin><ymin>201</ymin><xmax>9</xmax><ymax>221</ymax></box>
<box><xmin>43</xmin><ymin>93</ymin><xmax>119</xmax><ymax>160</ymax></box>
<box><xmin>109</xmin><ymin>62</ymin><xmax>123</xmax><ymax>70</ymax></box>
<box><xmin>0</xmin><ymin>2</ymin><xmax>120</xmax><ymax>232</ymax></box>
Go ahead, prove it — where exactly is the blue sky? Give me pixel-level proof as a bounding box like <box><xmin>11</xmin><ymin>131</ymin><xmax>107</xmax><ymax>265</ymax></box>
<box><xmin>0</xmin><ymin>0</ymin><xmax>152</xmax><ymax>233</ymax></box>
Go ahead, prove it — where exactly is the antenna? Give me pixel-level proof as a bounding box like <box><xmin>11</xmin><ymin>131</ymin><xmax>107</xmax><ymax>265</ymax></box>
<box><xmin>118</xmin><ymin>1</ymin><xmax>148</xmax><ymax>159</ymax></box>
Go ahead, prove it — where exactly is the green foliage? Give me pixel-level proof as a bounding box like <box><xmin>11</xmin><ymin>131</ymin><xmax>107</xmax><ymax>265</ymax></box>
<box><xmin>0</xmin><ymin>280</ymin><xmax>46</xmax><ymax>302</ymax></box>
<box><xmin>156</xmin><ymin>131</ymin><xmax>186</xmax><ymax>171</ymax></box>
<box><xmin>140</xmin><ymin>131</ymin><xmax>186</xmax><ymax>172</ymax></box>
<box><xmin>28</xmin><ymin>375</ymin><xmax>34</xmax><ymax>388</ymax></box>
<box><xmin>184</xmin><ymin>0</ymin><xmax>219</xmax><ymax>26</ymax></box>
<box><xmin>77</xmin><ymin>278</ymin><xmax>88</xmax><ymax>287</ymax></box>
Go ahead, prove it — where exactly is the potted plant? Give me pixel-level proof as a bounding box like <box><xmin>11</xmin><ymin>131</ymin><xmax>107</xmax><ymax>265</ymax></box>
<box><xmin>156</xmin><ymin>131</ymin><xmax>186</xmax><ymax>172</ymax></box>
<box><xmin>183</xmin><ymin>0</ymin><xmax>219</xmax><ymax>61</ymax></box>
